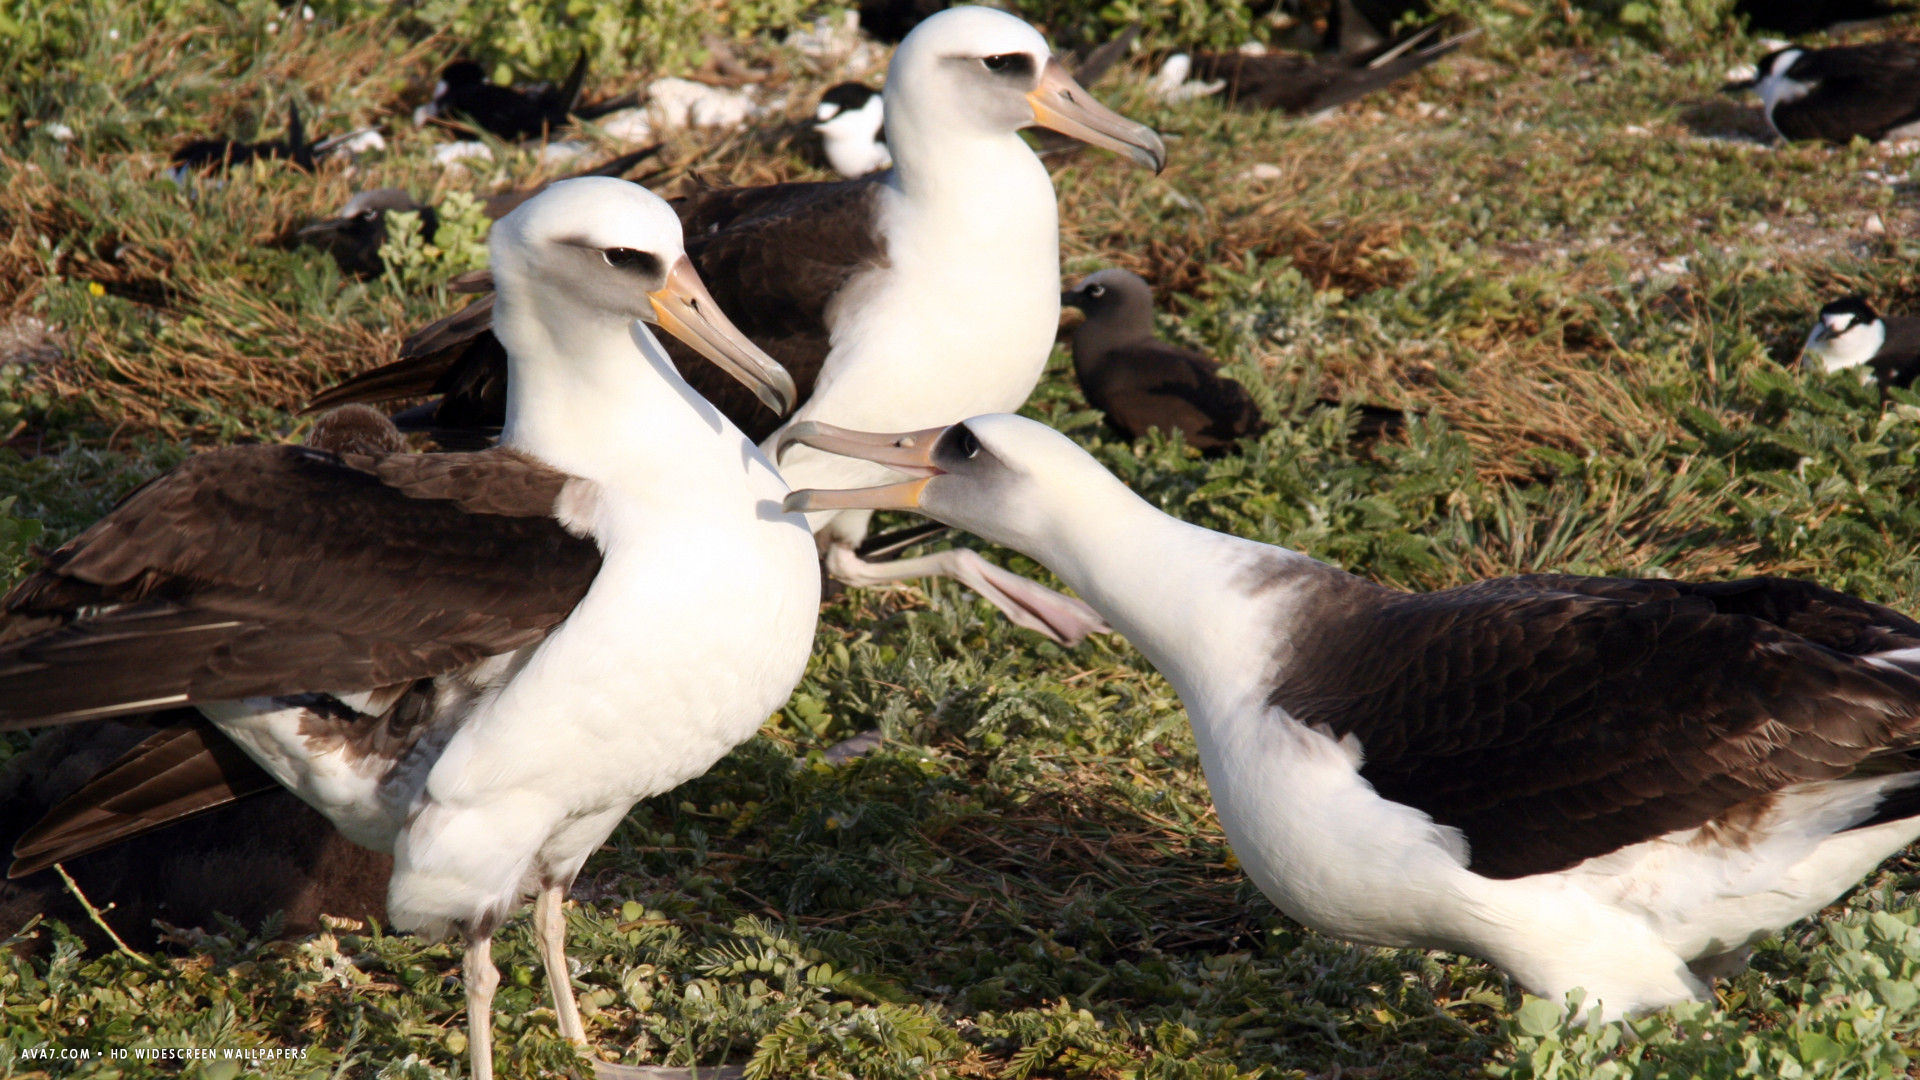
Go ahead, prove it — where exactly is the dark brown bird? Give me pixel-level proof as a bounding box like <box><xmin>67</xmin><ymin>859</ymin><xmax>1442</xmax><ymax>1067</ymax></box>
<box><xmin>1061</xmin><ymin>269</ymin><xmax>1402</xmax><ymax>452</ymax></box>
<box><xmin>1060</xmin><ymin>269</ymin><xmax>1270</xmax><ymax>454</ymax></box>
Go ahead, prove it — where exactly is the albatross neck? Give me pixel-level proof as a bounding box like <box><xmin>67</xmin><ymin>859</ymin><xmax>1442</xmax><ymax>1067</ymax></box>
<box><xmin>886</xmin><ymin>127</ymin><xmax>1056</xmax><ymax>226</ymax></box>
<box><xmin>494</xmin><ymin>295</ymin><xmax>761</xmax><ymax>489</ymax></box>
<box><xmin>1009</xmin><ymin>468</ymin><xmax>1330</xmax><ymax>712</ymax></box>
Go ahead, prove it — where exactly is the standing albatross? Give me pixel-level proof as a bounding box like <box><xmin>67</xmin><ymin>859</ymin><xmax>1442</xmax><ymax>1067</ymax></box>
<box><xmin>0</xmin><ymin>177</ymin><xmax>821</xmax><ymax>1080</ymax></box>
<box><xmin>308</xmin><ymin>5</ymin><xmax>1166</xmax><ymax>648</ymax></box>
<box><xmin>779</xmin><ymin>414</ymin><xmax>1920</xmax><ymax>1017</ymax></box>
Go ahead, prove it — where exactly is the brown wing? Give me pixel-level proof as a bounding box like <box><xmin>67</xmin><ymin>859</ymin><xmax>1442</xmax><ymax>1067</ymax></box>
<box><xmin>1189</xmin><ymin>52</ymin><xmax>1336</xmax><ymax>113</ymax></box>
<box><xmin>1080</xmin><ymin>341</ymin><xmax>1267</xmax><ymax>452</ymax></box>
<box><xmin>673</xmin><ymin>177</ymin><xmax>887</xmax><ymax>438</ymax></box>
<box><xmin>1270</xmin><ymin>572</ymin><xmax>1920</xmax><ymax>879</ymax></box>
<box><xmin>0</xmin><ymin>444</ymin><xmax>601</xmax><ymax>728</ymax></box>
<box><xmin>308</xmin><ymin>177</ymin><xmax>888</xmax><ymax>445</ymax></box>
<box><xmin>1066</xmin><ymin>25</ymin><xmax>1140</xmax><ymax>87</ymax></box>
<box><xmin>303</xmin><ymin>292</ymin><xmax>504</xmax><ymax>423</ymax></box>
<box><xmin>1191</xmin><ymin>24</ymin><xmax>1465</xmax><ymax>115</ymax></box>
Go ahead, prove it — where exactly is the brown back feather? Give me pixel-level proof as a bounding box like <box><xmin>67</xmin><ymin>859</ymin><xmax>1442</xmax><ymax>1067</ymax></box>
<box><xmin>0</xmin><ymin>445</ymin><xmax>599</xmax><ymax>728</ymax></box>
<box><xmin>1265</xmin><ymin>571</ymin><xmax>1920</xmax><ymax>878</ymax></box>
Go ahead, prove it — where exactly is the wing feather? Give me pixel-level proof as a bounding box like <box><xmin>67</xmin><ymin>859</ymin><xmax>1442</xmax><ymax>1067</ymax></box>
<box><xmin>9</xmin><ymin>714</ymin><xmax>276</xmax><ymax>876</ymax></box>
<box><xmin>0</xmin><ymin>445</ymin><xmax>601</xmax><ymax>729</ymax></box>
<box><xmin>1780</xmin><ymin>43</ymin><xmax>1920</xmax><ymax>142</ymax></box>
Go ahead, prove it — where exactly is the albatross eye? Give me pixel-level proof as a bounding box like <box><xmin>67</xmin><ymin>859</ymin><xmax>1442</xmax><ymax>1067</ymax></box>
<box><xmin>1087</xmin><ymin>284</ymin><xmax>1106</xmax><ymax>298</ymax></box>
<box><xmin>941</xmin><ymin>424</ymin><xmax>982</xmax><ymax>462</ymax></box>
<box><xmin>981</xmin><ymin>54</ymin><xmax>1033</xmax><ymax>77</ymax></box>
<box><xmin>602</xmin><ymin>247</ymin><xmax>662</xmax><ymax>276</ymax></box>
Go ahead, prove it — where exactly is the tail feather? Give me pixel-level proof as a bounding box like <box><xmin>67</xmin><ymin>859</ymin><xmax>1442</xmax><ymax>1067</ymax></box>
<box><xmin>1853</xmin><ymin>767</ymin><xmax>1920</xmax><ymax>832</ymax></box>
<box><xmin>287</xmin><ymin>102</ymin><xmax>315</xmax><ymax>171</ymax></box>
<box><xmin>552</xmin><ymin>48</ymin><xmax>591</xmax><ymax>121</ymax></box>
<box><xmin>0</xmin><ymin>608</ymin><xmax>242</xmax><ymax>730</ymax></box>
<box><xmin>11</xmin><ymin>719</ymin><xmax>277</xmax><ymax>877</ymax></box>
<box><xmin>304</xmin><ymin>354</ymin><xmax>456</xmax><ymax>414</ymax></box>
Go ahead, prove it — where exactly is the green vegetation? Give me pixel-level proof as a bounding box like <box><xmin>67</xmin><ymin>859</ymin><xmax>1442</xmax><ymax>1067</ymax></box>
<box><xmin>4</xmin><ymin>0</ymin><xmax>1920</xmax><ymax>1076</ymax></box>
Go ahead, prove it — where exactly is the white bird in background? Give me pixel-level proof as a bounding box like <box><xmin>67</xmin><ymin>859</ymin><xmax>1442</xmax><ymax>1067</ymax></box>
<box><xmin>813</xmin><ymin>81</ymin><xmax>893</xmax><ymax>177</ymax></box>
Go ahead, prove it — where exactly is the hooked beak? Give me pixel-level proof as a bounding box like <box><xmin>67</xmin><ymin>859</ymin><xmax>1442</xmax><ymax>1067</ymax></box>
<box><xmin>648</xmin><ymin>255</ymin><xmax>797</xmax><ymax>415</ymax></box>
<box><xmin>1027</xmin><ymin>58</ymin><xmax>1166</xmax><ymax>173</ymax></box>
<box><xmin>1720</xmin><ymin>77</ymin><xmax>1757</xmax><ymax>94</ymax></box>
<box><xmin>776</xmin><ymin>421</ymin><xmax>950</xmax><ymax>514</ymax></box>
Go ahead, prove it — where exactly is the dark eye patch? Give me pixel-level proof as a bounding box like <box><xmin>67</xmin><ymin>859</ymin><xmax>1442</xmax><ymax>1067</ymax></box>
<box><xmin>603</xmin><ymin>247</ymin><xmax>663</xmax><ymax>277</ymax></box>
<box><xmin>939</xmin><ymin>423</ymin><xmax>982</xmax><ymax>462</ymax></box>
<box><xmin>982</xmin><ymin>53</ymin><xmax>1034</xmax><ymax>78</ymax></box>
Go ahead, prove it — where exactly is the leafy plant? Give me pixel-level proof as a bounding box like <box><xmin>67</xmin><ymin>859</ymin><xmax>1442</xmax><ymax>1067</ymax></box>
<box><xmin>379</xmin><ymin>190</ymin><xmax>492</xmax><ymax>295</ymax></box>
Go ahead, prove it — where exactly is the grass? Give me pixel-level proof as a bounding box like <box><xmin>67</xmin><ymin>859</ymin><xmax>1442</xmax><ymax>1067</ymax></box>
<box><xmin>6</xmin><ymin>0</ymin><xmax>1920</xmax><ymax>1076</ymax></box>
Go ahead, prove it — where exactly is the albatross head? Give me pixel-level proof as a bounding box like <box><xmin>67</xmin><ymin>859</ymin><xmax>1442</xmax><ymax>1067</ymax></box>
<box><xmin>489</xmin><ymin>176</ymin><xmax>796</xmax><ymax>414</ymax></box>
<box><xmin>777</xmin><ymin>414</ymin><xmax>1112</xmax><ymax>554</ymax></box>
<box><xmin>886</xmin><ymin>6</ymin><xmax>1165</xmax><ymax>172</ymax></box>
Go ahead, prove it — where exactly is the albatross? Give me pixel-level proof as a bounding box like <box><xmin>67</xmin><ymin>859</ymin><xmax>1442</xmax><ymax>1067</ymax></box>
<box><xmin>0</xmin><ymin>177</ymin><xmax>821</xmax><ymax>1079</ymax></box>
<box><xmin>308</xmin><ymin>5</ymin><xmax>1166</xmax><ymax>647</ymax></box>
<box><xmin>1060</xmin><ymin>268</ymin><xmax>1270</xmax><ymax>453</ymax></box>
<box><xmin>779</xmin><ymin>413</ymin><xmax>1920</xmax><ymax>1018</ymax></box>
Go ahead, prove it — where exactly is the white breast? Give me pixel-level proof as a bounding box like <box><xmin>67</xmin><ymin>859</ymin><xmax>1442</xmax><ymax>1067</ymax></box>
<box><xmin>380</xmin><ymin>459</ymin><xmax>818</xmax><ymax>938</ymax></box>
<box><xmin>768</xmin><ymin>161</ymin><xmax>1062</xmax><ymax>504</ymax></box>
